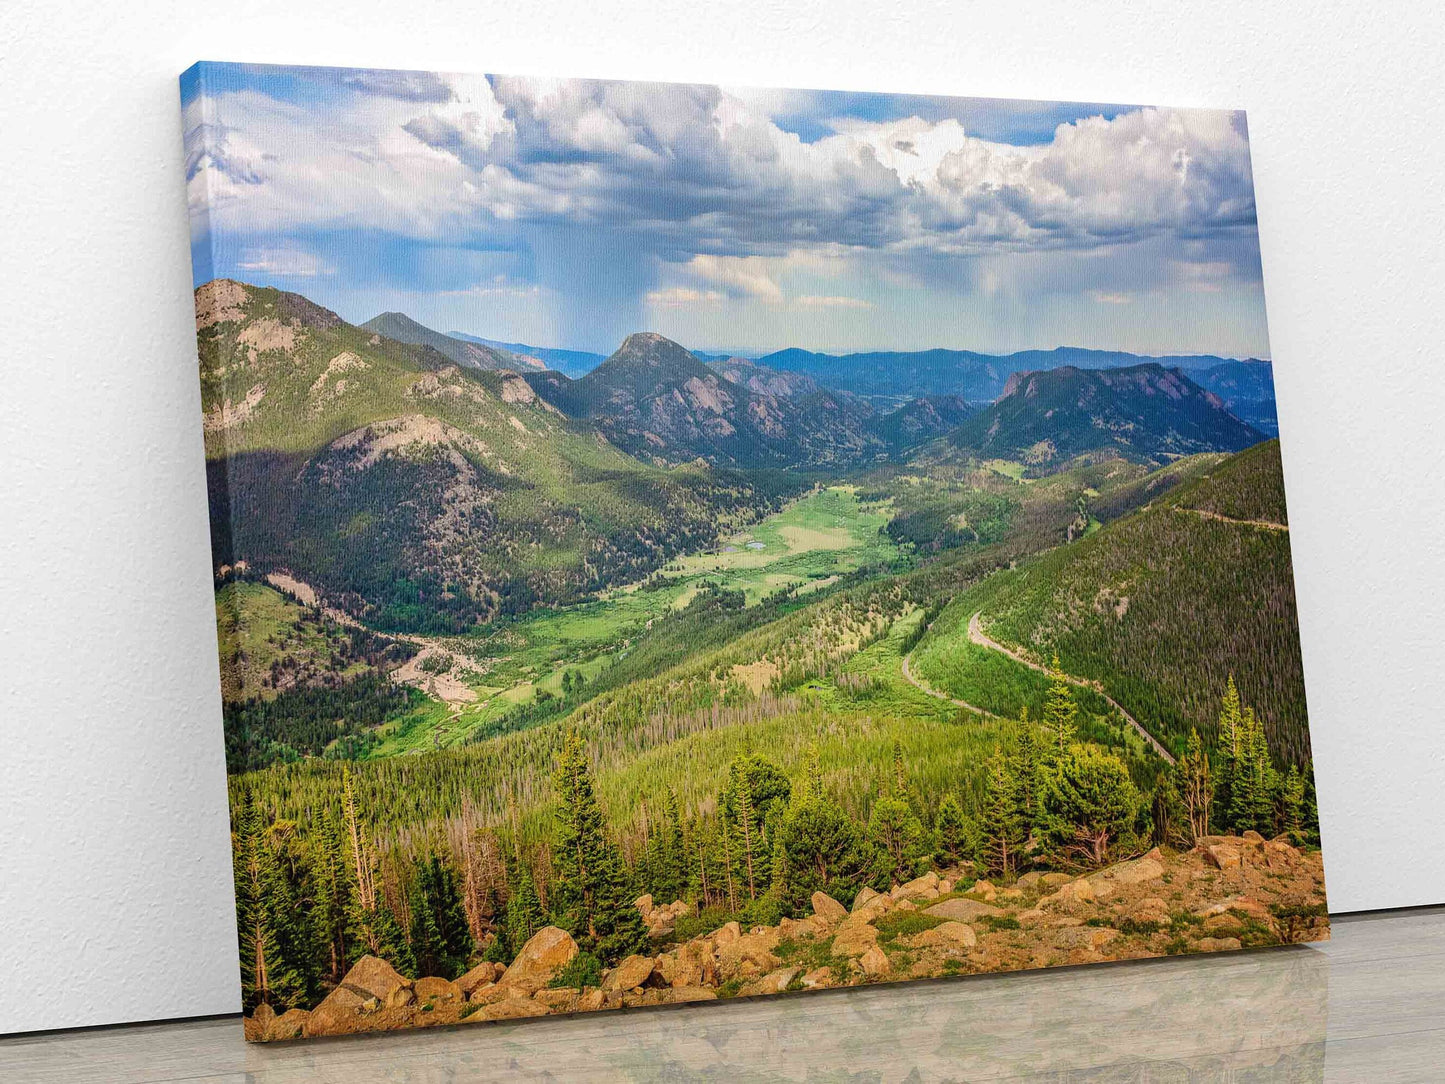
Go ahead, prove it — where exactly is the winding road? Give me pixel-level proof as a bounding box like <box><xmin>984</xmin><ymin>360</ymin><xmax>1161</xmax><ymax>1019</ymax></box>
<box><xmin>966</xmin><ymin>612</ymin><xmax>1175</xmax><ymax>764</ymax></box>
<box><xmin>899</xmin><ymin>654</ymin><xmax>1003</xmax><ymax>720</ymax></box>
<box><xmin>1172</xmin><ymin>507</ymin><xmax>1289</xmax><ymax>533</ymax></box>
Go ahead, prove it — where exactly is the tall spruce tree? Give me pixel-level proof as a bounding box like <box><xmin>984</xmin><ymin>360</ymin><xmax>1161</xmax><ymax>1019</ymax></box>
<box><xmin>408</xmin><ymin>854</ymin><xmax>473</xmax><ymax>979</ymax></box>
<box><xmin>1042</xmin><ymin>658</ymin><xmax>1078</xmax><ymax>755</ymax></box>
<box><xmin>551</xmin><ymin>730</ymin><xmax>649</xmax><ymax>964</ymax></box>
<box><xmin>1213</xmin><ymin>676</ymin><xmax>1244</xmax><ymax>829</ymax></box>
<box><xmin>774</xmin><ymin>777</ymin><xmax>875</xmax><ymax>914</ymax></box>
<box><xmin>503</xmin><ymin>863</ymin><xmax>545</xmax><ymax>961</ymax></box>
<box><xmin>979</xmin><ymin>747</ymin><xmax>1026</xmax><ymax>878</ymax></box>
<box><xmin>233</xmin><ymin>789</ymin><xmax>311</xmax><ymax>1011</ymax></box>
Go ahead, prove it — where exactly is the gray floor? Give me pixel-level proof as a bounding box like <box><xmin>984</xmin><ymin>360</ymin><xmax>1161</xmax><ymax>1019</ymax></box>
<box><xmin>4</xmin><ymin>907</ymin><xmax>1442</xmax><ymax>1083</ymax></box>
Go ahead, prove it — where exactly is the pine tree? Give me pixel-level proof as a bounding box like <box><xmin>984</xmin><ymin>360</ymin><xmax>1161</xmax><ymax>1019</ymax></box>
<box><xmin>1280</xmin><ymin>764</ymin><xmax>1306</xmax><ymax>840</ymax></box>
<box><xmin>1042</xmin><ymin>658</ymin><xmax>1078</xmax><ymax>756</ymax></box>
<box><xmin>551</xmin><ymin>730</ymin><xmax>648</xmax><ymax>964</ymax></box>
<box><xmin>774</xmin><ymin>779</ymin><xmax>875</xmax><ymax>915</ymax></box>
<box><xmin>933</xmin><ymin>792</ymin><xmax>976</xmax><ymax>865</ymax></box>
<box><xmin>1040</xmin><ymin>745</ymin><xmax>1142</xmax><ymax>867</ymax></box>
<box><xmin>1013</xmin><ymin>708</ymin><xmax>1044</xmax><ymax>826</ymax></box>
<box><xmin>503</xmin><ymin>863</ymin><xmax>545</xmax><ymax>960</ymax></box>
<box><xmin>979</xmin><ymin>747</ymin><xmax>1026</xmax><ymax>878</ymax></box>
<box><xmin>891</xmin><ymin>739</ymin><xmax>908</xmax><ymax>800</ymax></box>
<box><xmin>1229</xmin><ymin>707</ymin><xmax>1277</xmax><ymax>835</ymax></box>
<box><xmin>340</xmin><ymin>767</ymin><xmax>413</xmax><ymax>974</ymax></box>
<box><xmin>1213</xmin><ymin>676</ymin><xmax>1244</xmax><ymax>829</ymax></box>
<box><xmin>233</xmin><ymin>789</ymin><xmax>311</xmax><ymax>1011</ymax></box>
<box><xmin>408</xmin><ymin>854</ymin><xmax>473</xmax><ymax>979</ymax></box>
<box><xmin>311</xmin><ymin>805</ymin><xmax>354</xmax><ymax>985</ymax></box>
<box><xmin>869</xmin><ymin>794</ymin><xmax>926</xmax><ymax>885</ymax></box>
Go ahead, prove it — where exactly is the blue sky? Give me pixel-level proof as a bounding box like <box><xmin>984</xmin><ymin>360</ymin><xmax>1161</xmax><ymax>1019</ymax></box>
<box><xmin>182</xmin><ymin>63</ymin><xmax>1270</xmax><ymax>358</ymax></box>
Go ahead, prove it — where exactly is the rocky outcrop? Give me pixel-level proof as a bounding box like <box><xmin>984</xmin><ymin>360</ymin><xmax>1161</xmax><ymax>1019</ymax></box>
<box><xmin>249</xmin><ymin>837</ymin><xmax>1327</xmax><ymax>1041</ymax></box>
<box><xmin>496</xmin><ymin>926</ymin><xmax>578</xmax><ymax>994</ymax></box>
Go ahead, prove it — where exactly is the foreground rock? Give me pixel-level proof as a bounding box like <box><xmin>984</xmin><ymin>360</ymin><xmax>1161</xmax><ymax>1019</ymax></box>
<box><xmin>249</xmin><ymin>836</ymin><xmax>1326</xmax><ymax>1040</ymax></box>
<box><xmin>496</xmin><ymin>926</ymin><xmax>578</xmax><ymax>994</ymax></box>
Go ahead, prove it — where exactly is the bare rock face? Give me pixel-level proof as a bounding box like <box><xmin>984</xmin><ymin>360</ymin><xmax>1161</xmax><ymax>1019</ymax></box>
<box><xmin>811</xmin><ymin>891</ymin><xmax>848</xmax><ymax>924</ymax></box>
<box><xmin>925</xmin><ymin>897</ymin><xmax>1003</xmax><ymax>922</ymax></box>
<box><xmin>711</xmin><ymin>921</ymin><xmax>742</xmax><ymax>946</ymax></box>
<box><xmin>342</xmin><ymin>955</ymin><xmax>415</xmax><ymax>1008</ymax></box>
<box><xmin>498</xmin><ymin>926</ymin><xmax>578</xmax><ymax>994</ymax></box>
<box><xmin>602</xmin><ymin>954</ymin><xmax>657</xmax><ymax>993</ymax></box>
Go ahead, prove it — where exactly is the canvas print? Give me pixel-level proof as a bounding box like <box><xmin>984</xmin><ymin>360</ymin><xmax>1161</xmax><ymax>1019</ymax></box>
<box><xmin>181</xmin><ymin>62</ymin><xmax>1328</xmax><ymax>1043</ymax></box>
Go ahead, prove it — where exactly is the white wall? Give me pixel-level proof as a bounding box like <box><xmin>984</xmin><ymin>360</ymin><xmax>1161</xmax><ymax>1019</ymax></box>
<box><xmin>2</xmin><ymin>0</ymin><xmax>1442</xmax><ymax>1036</ymax></box>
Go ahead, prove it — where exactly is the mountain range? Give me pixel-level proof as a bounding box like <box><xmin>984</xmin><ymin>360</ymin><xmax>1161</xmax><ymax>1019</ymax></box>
<box><xmin>943</xmin><ymin>363</ymin><xmax>1265</xmax><ymax>468</ymax></box>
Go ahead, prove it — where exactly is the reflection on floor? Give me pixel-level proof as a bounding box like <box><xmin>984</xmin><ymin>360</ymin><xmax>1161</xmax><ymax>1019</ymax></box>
<box><xmin>4</xmin><ymin>907</ymin><xmax>1443</xmax><ymax>1082</ymax></box>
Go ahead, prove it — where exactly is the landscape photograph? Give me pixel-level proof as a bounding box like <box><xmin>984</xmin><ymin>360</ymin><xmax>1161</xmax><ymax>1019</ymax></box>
<box><xmin>182</xmin><ymin>62</ymin><xmax>1328</xmax><ymax>1042</ymax></box>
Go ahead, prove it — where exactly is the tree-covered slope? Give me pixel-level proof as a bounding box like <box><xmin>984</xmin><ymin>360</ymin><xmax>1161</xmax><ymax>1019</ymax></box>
<box><xmin>196</xmin><ymin>281</ymin><xmax>799</xmax><ymax>631</ymax></box>
<box><xmin>359</xmin><ymin>312</ymin><xmax>540</xmax><ymax>372</ymax></box>
<box><xmin>913</xmin><ymin>440</ymin><xmax>1308</xmax><ymax>764</ymax></box>
<box><xmin>945</xmin><ymin>364</ymin><xmax>1265</xmax><ymax>471</ymax></box>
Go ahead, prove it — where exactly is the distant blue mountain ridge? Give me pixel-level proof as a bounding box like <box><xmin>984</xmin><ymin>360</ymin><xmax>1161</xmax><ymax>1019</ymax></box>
<box><xmin>446</xmin><ymin>330</ymin><xmax>1276</xmax><ymax>435</ymax></box>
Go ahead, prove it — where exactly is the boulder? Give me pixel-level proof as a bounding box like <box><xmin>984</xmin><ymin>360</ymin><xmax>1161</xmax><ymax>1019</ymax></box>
<box><xmin>414</xmin><ymin>976</ymin><xmax>463</xmax><ymax>1004</ymax></box>
<box><xmin>858</xmin><ymin>945</ymin><xmax>892</xmax><ymax>978</ymax></box>
<box><xmin>740</xmin><ymin>967</ymin><xmax>800</xmax><ymax>996</ymax></box>
<box><xmin>575</xmin><ymin>988</ymin><xmax>607</xmax><ymax>1013</ymax></box>
<box><xmin>1202</xmin><ymin>841</ymin><xmax>1242</xmax><ymax>871</ymax></box>
<box><xmin>938</xmin><ymin>879</ymin><xmax>954</xmax><ymax>895</ymax></box>
<box><xmin>304</xmin><ymin>984</ymin><xmax>370</xmax><ymax>1036</ymax></box>
<box><xmin>634</xmin><ymin>893</ymin><xmax>655</xmax><ymax>917</ymax></box>
<box><xmin>456</xmin><ymin>961</ymin><xmax>503</xmax><ymax>997</ymax></box>
<box><xmin>912</xmin><ymin>921</ymin><xmax>977</xmax><ymax>950</ymax></box>
<box><xmin>895</xmin><ymin>899</ymin><xmax>918</xmax><ymax>913</ymax></box>
<box><xmin>601</xmin><ymin>954</ymin><xmax>657</xmax><ymax>993</ymax></box>
<box><xmin>657</xmin><ymin>940</ymin><xmax>716</xmax><ymax>987</ymax></box>
<box><xmin>651</xmin><ymin>986</ymin><xmax>717</xmax><ymax>1005</ymax></box>
<box><xmin>1194</xmin><ymin>936</ymin><xmax>1243</xmax><ymax>953</ymax></box>
<box><xmin>800</xmin><ymin>967</ymin><xmax>834</xmax><ymax>989</ymax></box>
<box><xmin>811</xmin><ymin>891</ymin><xmax>848</xmax><ymax>924</ymax></box>
<box><xmin>340</xmin><ymin>955</ymin><xmax>415</xmax><ymax>1009</ymax></box>
<box><xmin>711</xmin><ymin>921</ymin><xmax>742</xmax><ymax>946</ymax></box>
<box><xmin>265</xmin><ymin>1008</ymin><xmax>309</xmax><ymax>1042</ymax></box>
<box><xmin>852</xmin><ymin>886</ymin><xmax>881</xmax><ymax>912</ymax></box>
<box><xmin>891</xmin><ymin>871</ymin><xmax>940</xmax><ymax>902</ymax></box>
<box><xmin>832</xmin><ymin>923</ymin><xmax>880</xmax><ymax>958</ymax></box>
<box><xmin>497</xmin><ymin>926</ymin><xmax>578</xmax><ymax>994</ymax></box>
<box><xmin>969</xmin><ymin>879</ymin><xmax>998</xmax><ymax>901</ymax></box>
<box><xmin>533</xmin><ymin>987</ymin><xmax>579</xmax><ymax>1010</ymax></box>
<box><xmin>925</xmin><ymin>898</ymin><xmax>1003</xmax><ymax>922</ymax></box>
<box><xmin>1016</xmin><ymin>872</ymin><xmax>1043</xmax><ymax>891</ymax></box>
<box><xmin>1264</xmin><ymin>840</ymin><xmax>1301</xmax><ymax>869</ymax></box>
<box><xmin>1087</xmin><ymin>852</ymin><xmax>1165</xmax><ymax>898</ymax></box>
<box><xmin>716</xmin><ymin>931</ymin><xmax>781</xmax><ymax>981</ymax></box>
<box><xmin>469</xmin><ymin>997</ymin><xmax>552</xmax><ymax>1021</ymax></box>
<box><xmin>248</xmin><ymin>1002</ymin><xmax>275</xmax><ymax>1041</ymax></box>
<box><xmin>1040</xmin><ymin>872</ymin><xmax>1074</xmax><ymax>888</ymax></box>
<box><xmin>1038</xmin><ymin>878</ymin><xmax>1096</xmax><ymax>910</ymax></box>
